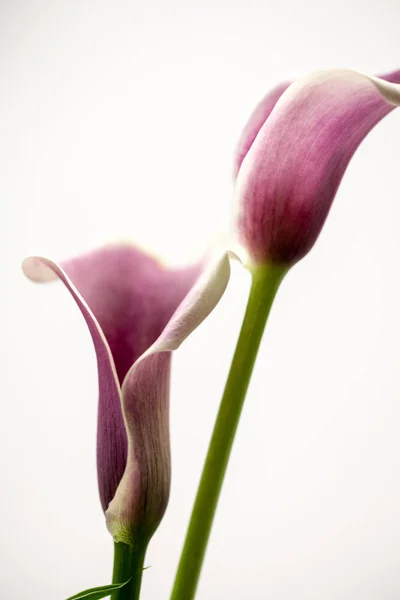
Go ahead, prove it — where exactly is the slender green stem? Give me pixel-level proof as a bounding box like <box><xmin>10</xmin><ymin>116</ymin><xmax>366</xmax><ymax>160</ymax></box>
<box><xmin>111</xmin><ymin>541</ymin><xmax>147</xmax><ymax>600</ymax></box>
<box><xmin>170</xmin><ymin>263</ymin><xmax>288</xmax><ymax>600</ymax></box>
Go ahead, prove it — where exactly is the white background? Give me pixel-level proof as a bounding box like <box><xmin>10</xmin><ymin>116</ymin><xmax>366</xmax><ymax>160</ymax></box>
<box><xmin>1</xmin><ymin>0</ymin><xmax>400</xmax><ymax>598</ymax></box>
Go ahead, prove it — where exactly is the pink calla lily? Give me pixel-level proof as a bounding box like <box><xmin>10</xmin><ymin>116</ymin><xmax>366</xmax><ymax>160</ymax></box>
<box><xmin>23</xmin><ymin>245</ymin><xmax>233</xmax><ymax>544</ymax></box>
<box><xmin>235</xmin><ymin>69</ymin><xmax>400</xmax><ymax>266</ymax></box>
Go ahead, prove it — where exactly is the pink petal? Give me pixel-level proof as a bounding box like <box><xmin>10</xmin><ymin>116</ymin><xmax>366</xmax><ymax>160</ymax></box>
<box><xmin>235</xmin><ymin>69</ymin><xmax>400</xmax><ymax>265</ymax></box>
<box><xmin>23</xmin><ymin>246</ymin><xmax>233</xmax><ymax>542</ymax></box>
<box><xmin>23</xmin><ymin>245</ymin><xmax>200</xmax><ymax>513</ymax></box>
<box><xmin>233</xmin><ymin>81</ymin><xmax>291</xmax><ymax>178</ymax></box>
<box><xmin>105</xmin><ymin>253</ymin><xmax>233</xmax><ymax>543</ymax></box>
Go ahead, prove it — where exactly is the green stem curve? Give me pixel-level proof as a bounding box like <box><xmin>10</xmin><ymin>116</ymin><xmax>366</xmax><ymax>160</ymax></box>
<box><xmin>170</xmin><ymin>263</ymin><xmax>288</xmax><ymax>600</ymax></box>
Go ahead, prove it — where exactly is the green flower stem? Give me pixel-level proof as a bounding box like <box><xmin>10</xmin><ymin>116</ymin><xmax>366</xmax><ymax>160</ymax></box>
<box><xmin>111</xmin><ymin>540</ymin><xmax>147</xmax><ymax>600</ymax></box>
<box><xmin>170</xmin><ymin>263</ymin><xmax>288</xmax><ymax>600</ymax></box>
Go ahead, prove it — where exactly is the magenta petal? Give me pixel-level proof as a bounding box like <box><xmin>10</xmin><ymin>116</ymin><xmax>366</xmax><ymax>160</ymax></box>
<box><xmin>22</xmin><ymin>256</ymin><xmax>126</xmax><ymax>511</ymax></box>
<box><xmin>236</xmin><ymin>69</ymin><xmax>400</xmax><ymax>265</ymax></box>
<box><xmin>105</xmin><ymin>352</ymin><xmax>172</xmax><ymax>543</ymax></box>
<box><xmin>105</xmin><ymin>253</ymin><xmax>233</xmax><ymax>543</ymax></box>
<box><xmin>23</xmin><ymin>246</ymin><xmax>200</xmax><ymax>513</ymax></box>
<box><xmin>233</xmin><ymin>81</ymin><xmax>291</xmax><ymax>178</ymax></box>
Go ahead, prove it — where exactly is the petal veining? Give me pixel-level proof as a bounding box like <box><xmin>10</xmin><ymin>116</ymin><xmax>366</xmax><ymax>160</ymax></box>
<box><xmin>23</xmin><ymin>245</ymin><xmax>201</xmax><ymax>512</ymax></box>
<box><xmin>235</xmin><ymin>69</ymin><xmax>400</xmax><ymax>265</ymax></box>
<box><xmin>105</xmin><ymin>251</ymin><xmax>233</xmax><ymax>544</ymax></box>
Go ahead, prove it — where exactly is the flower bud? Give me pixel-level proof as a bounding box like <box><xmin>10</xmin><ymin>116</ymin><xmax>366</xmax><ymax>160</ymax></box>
<box><xmin>235</xmin><ymin>69</ymin><xmax>400</xmax><ymax>266</ymax></box>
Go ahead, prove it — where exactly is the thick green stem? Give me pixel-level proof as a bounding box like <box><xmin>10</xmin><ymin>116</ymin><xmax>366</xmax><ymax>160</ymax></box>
<box><xmin>170</xmin><ymin>263</ymin><xmax>288</xmax><ymax>600</ymax></box>
<box><xmin>111</xmin><ymin>541</ymin><xmax>147</xmax><ymax>600</ymax></box>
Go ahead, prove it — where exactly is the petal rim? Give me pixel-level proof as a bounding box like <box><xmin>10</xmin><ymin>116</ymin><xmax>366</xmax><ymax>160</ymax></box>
<box><xmin>23</xmin><ymin>248</ymin><xmax>237</xmax><ymax>545</ymax></box>
<box><xmin>235</xmin><ymin>68</ymin><xmax>400</xmax><ymax>265</ymax></box>
<box><xmin>105</xmin><ymin>250</ymin><xmax>235</xmax><ymax>543</ymax></box>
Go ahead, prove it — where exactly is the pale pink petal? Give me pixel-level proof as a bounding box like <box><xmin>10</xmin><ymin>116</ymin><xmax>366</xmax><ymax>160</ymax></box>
<box><xmin>23</xmin><ymin>246</ymin><xmax>200</xmax><ymax>513</ymax></box>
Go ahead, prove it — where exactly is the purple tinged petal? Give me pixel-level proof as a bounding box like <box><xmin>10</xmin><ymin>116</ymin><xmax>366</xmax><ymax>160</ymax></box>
<box><xmin>233</xmin><ymin>81</ymin><xmax>291</xmax><ymax>178</ymax></box>
<box><xmin>23</xmin><ymin>255</ymin><xmax>125</xmax><ymax>512</ymax></box>
<box><xmin>235</xmin><ymin>69</ymin><xmax>400</xmax><ymax>266</ymax></box>
<box><xmin>106</xmin><ymin>352</ymin><xmax>172</xmax><ymax>545</ymax></box>
<box><xmin>23</xmin><ymin>246</ymin><xmax>233</xmax><ymax>543</ymax></box>
<box><xmin>105</xmin><ymin>253</ymin><xmax>233</xmax><ymax>543</ymax></box>
<box><xmin>55</xmin><ymin>245</ymin><xmax>200</xmax><ymax>384</ymax></box>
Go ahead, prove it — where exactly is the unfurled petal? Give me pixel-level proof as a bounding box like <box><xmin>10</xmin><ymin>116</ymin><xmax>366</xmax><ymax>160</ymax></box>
<box><xmin>23</xmin><ymin>246</ymin><xmax>200</xmax><ymax>513</ymax></box>
<box><xmin>23</xmin><ymin>246</ymin><xmax>234</xmax><ymax>544</ymax></box>
<box><xmin>233</xmin><ymin>81</ymin><xmax>291</xmax><ymax>178</ymax></box>
<box><xmin>47</xmin><ymin>245</ymin><xmax>200</xmax><ymax>384</ymax></box>
<box><xmin>105</xmin><ymin>253</ymin><xmax>233</xmax><ymax>544</ymax></box>
<box><xmin>23</xmin><ymin>255</ymin><xmax>126</xmax><ymax>511</ymax></box>
<box><xmin>235</xmin><ymin>69</ymin><xmax>400</xmax><ymax>266</ymax></box>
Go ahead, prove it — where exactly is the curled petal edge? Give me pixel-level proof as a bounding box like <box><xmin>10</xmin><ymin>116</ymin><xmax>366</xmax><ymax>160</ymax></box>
<box><xmin>105</xmin><ymin>250</ymin><xmax>240</xmax><ymax>543</ymax></box>
<box><xmin>23</xmin><ymin>250</ymin><xmax>240</xmax><ymax>545</ymax></box>
<box><xmin>23</xmin><ymin>255</ymin><xmax>127</xmax><ymax>510</ymax></box>
<box><xmin>22</xmin><ymin>256</ymin><xmax>120</xmax><ymax>392</ymax></box>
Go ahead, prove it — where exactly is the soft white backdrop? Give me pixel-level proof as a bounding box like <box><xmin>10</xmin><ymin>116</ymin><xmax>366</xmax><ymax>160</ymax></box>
<box><xmin>1</xmin><ymin>0</ymin><xmax>400</xmax><ymax>598</ymax></box>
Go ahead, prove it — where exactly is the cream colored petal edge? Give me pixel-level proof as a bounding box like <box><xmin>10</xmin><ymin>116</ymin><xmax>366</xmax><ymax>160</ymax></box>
<box><xmin>22</xmin><ymin>256</ymin><xmax>121</xmax><ymax>393</ymax></box>
<box><xmin>105</xmin><ymin>250</ymin><xmax>239</xmax><ymax>543</ymax></box>
<box><xmin>277</xmin><ymin>69</ymin><xmax>400</xmax><ymax>109</ymax></box>
<box><xmin>135</xmin><ymin>250</ymin><xmax>237</xmax><ymax>360</ymax></box>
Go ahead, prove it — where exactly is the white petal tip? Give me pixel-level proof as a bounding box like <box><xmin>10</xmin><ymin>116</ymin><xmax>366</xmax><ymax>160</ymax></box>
<box><xmin>22</xmin><ymin>257</ymin><xmax>58</xmax><ymax>283</ymax></box>
<box><xmin>367</xmin><ymin>74</ymin><xmax>400</xmax><ymax>107</ymax></box>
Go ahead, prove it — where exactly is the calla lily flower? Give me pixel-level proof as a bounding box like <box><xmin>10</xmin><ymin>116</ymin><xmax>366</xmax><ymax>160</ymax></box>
<box><xmin>234</xmin><ymin>69</ymin><xmax>400</xmax><ymax>266</ymax></box>
<box><xmin>23</xmin><ymin>245</ymin><xmax>233</xmax><ymax>545</ymax></box>
<box><xmin>234</xmin><ymin>81</ymin><xmax>291</xmax><ymax>179</ymax></box>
